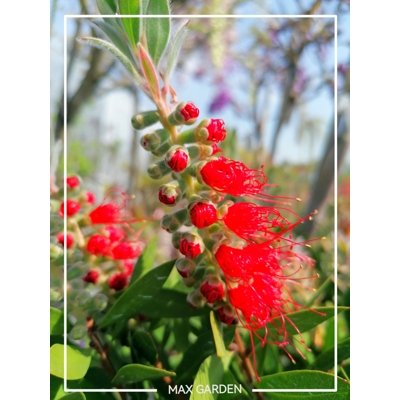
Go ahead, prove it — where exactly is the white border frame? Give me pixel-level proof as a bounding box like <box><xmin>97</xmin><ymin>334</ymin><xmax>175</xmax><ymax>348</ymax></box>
<box><xmin>63</xmin><ymin>14</ymin><xmax>338</xmax><ymax>394</ymax></box>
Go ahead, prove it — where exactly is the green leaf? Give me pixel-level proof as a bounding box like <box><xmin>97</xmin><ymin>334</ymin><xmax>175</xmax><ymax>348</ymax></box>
<box><xmin>77</xmin><ymin>37</ymin><xmax>146</xmax><ymax>93</ymax></box>
<box><xmin>112</xmin><ymin>364</ymin><xmax>175</xmax><ymax>384</ymax></box>
<box><xmin>100</xmin><ymin>259</ymin><xmax>175</xmax><ymax>328</ymax></box>
<box><xmin>254</xmin><ymin>371</ymin><xmax>350</xmax><ymax>397</ymax></box>
<box><xmin>139</xmin><ymin>289</ymin><xmax>209</xmax><ymax>318</ymax></box>
<box><xmin>210</xmin><ymin>310</ymin><xmax>226</xmax><ymax>357</ymax></box>
<box><xmin>164</xmin><ymin>20</ymin><xmax>189</xmax><ymax>83</ymax></box>
<box><xmin>50</xmin><ymin>307</ymin><xmax>63</xmax><ymax>335</ymax></box>
<box><xmin>59</xmin><ymin>393</ymin><xmax>86</xmax><ymax>400</ymax></box>
<box><xmin>118</xmin><ymin>0</ymin><xmax>140</xmax><ymax>49</ymax></box>
<box><xmin>96</xmin><ymin>0</ymin><xmax>117</xmax><ymax>14</ymax></box>
<box><xmin>138</xmin><ymin>43</ymin><xmax>161</xmax><ymax>101</ymax></box>
<box><xmin>129</xmin><ymin>235</ymin><xmax>158</xmax><ymax>284</ymax></box>
<box><xmin>219</xmin><ymin>371</ymin><xmax>252</xmax><ymax>400</ymax></box>
<box><xmin>144</xmin><ymin>0</ymin><xmax>170</xmax><ymax>65</ymax></box>
<box><xmin>91</xmin><ymin>20</ymin><xmax>136</xmax><ymax>65</ymax></box>
<box><xmin>311</xmin><ymin>337</ymin><xmax>350</xmax><ymax>371</ymax></box>
<box><xmin>131</xmin><ymin>328</ymin><xmax>158</xmax><ymax>364</ymax></box>
<box><xmin>50</xmin><ymin>344</ymin><xmax>91</xmax><ymax>380</ymax></box>
<box><xmin>260</xmin><ymin>307</ymin><xmax>349</xmax><ymax>338</ymax></box>
<box><xmin>190</xmin><ymin>353</ymin><xmax>233</xmax><ymax>400</ymax></box>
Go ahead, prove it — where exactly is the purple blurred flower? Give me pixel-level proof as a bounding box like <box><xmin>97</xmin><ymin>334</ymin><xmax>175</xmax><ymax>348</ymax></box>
<box><xmin>209</xmin><ymin>87</ymin><xmax>233</xmax><ymax>113</ymax></box>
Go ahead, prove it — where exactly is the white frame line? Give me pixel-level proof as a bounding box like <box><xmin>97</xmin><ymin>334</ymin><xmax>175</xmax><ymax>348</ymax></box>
<box><xmin>63</xmin><ymin>13</ymin><xmax>338</xmax><ymax>394</ymax></box>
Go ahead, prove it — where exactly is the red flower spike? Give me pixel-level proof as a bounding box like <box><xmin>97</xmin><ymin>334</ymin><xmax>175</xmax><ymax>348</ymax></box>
<box><xmin>123</xmin><ymin>260</ymin><xmax>134</xmax><ymax>275</ymax></box>
<box><xmin>189</xmin><ymin>201</ymin><xmax>217</xmax><ymax>228</ymax></box>
<box><xmin>180</xmin><ymin>102</ymin><xmax>199</xmax><ymax>122</ymax></box>
<box><xmin>179</xmin><ymin>233</ymin><xmax>204</xmax><ymax>259</ymax></box>
<box><xmin>211</xmin><ymin>143</ymin><xmax>223</xmax><ymax>155</ymax></box>
<box><xmin>108</xmin><ymin>272</ymin><xmax>128</xmax><ymax>291</ymax></box>
<box><xmin>165</xmin><ymin>147</ymin><xmax>190</xmax><ymax>172</ymax></box>
<box><xmin>85</xmin><ymin>191</ymin><xmax>96</xmax><ymax>204</ymax></box>
<box><xmin>66</xmin><ymin>176</ymin><xmax>80</xmax><ymax>189</ymax></box>
<box><xmin>104</xmin><ymin>225</ymin><xmax>125</xmax><ymax>242</ymax></box>
<box><xmin>56</xmin><ymin>232</ymin><xmax>74</xmax><ymax>249</ymax></box>
<box><xmin>83</xmin><ymin>270</ymin><xmax>99</xmax><ymax>284</ymax></box>
<box><xmin>111</xmin><ymin>242</ymin><xmax>141</xmax><ymax>260</ymax></box>
<box><xmin>87</xmin><ymin>234</ymin><xmax>110</xmax><ymax>257</ymax></box>
<box><xmin>200</xmin><ymin>276</ymin><xmax>225</xmax><ymax>303</ymax></box>
<box><xmin>217</xmin><ymin>304</ymin><xmax>237</xmax><ymax>325</ymax></box>
<box><xmin>59</xmin><ymin>199</ymin><xmax>81</xmax><ymax>218</ymax></box>
<box><xmin>205</xmin><ymin>119</ymin><xmax>226</xmax><ymax>143</ymax></box>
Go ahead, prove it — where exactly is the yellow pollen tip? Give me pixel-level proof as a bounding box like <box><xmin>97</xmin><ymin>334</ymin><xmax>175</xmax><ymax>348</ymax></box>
<box><xmin>131</xmin><ymin>195</ymin><xmax>136</xmax><ymax>199</ymax></box>
<box><xmin>296</xmin><ymin>198</ymin><xmax>302</xmax><ymax>202</ymax></box>
<box><xmin>321</xmin><ymin>236</ymin><xmax>326</xmax><ymax>240</ymax></box>
<box><xmin>316</xmin><ymin>273</ymin><xmax>320</xmax><ymax>278</ymax></box>
<box><xmin>313</xmin><ymin>288</ymin><xmax>317</xmax><ymax>292</ymax></box>
<box><xmin>305</xmin><ymin>244</ymin><xmax>311</xmax><ymax>248</ymax></box>
<box><xmin>309</xmin><ymin>216</ymin><xmax>313</xmax><ymax>221</ymax></box>
<box><xmin>313</xmin><ymin>210</ymin><xmax>318</xmax><ymax>214</ymax></box>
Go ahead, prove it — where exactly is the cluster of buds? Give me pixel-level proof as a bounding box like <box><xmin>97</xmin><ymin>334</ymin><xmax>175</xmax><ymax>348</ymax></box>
<box><xmin>52</xmin><ymin>177</ymin><xmax>145</xmax><ymax>292</ymax></box>
<box><xmin>134</xmin><ymin>100</ymin><xmax>319</xmax><ymax>375</ymax></box>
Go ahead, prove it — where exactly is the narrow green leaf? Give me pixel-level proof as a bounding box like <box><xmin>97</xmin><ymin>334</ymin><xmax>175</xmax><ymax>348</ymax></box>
<box><xmin>254</xmin><ymin>371</ymin><xmax>350</xmax><ymax>398</ymax></box>
<box><xmin>118</xmin><ymin>0</ymin><xmax>140</xmax><ymax>48</ymax></box>
<box><xmin>164</xmin><ymin>21</ymin><xmax>189</xmax><ymax>83</ymax></box>
<box><xmin>190</xmin><ymin>353</ymin><xmax>233</xmax><ymax>400</ymax></box>
<box><xmin>210</xmin><ymin>310</ymin><xmax>226</xmax><ymax>357</ymax></box>
<box><xmin>131</xmin><ymin>328</ymin><xmax>158</xmax><ymax>364</ymax></box>
<box><xmin>112</xmin><ymin>364</ymin><xmax>175</xmax><ymax>384</ymax></box>
<box><xmin>96</xmin><ymin>0</ymin><xmax>117</xmax><ymax>14</ymax></box>
<box><xmin>50</xmin><ymin>307</ymin><xmax>63</xmax><ymax>335</ymax></box>
<box><xmin>129</xmin><ymin>235</ymin><xmax>158</xmax><ymax>284</ymax></box>
<box><xmin>50</xmin><ymin>344</ymin><xmax>91</xmax><ymax>380</ymax></box>
<box><xmin>260</xmin><ymin>307</ymin><xmax>349</xmax><ymax>339</ymax></box>
<box><xmin>219</xmin><ymin>371</ymin><xmax>252</xmax><ymax>400</ymax></box>
<box><xmin>138</xmin><ymin>43</ymin><xmax>161</xmax><ymax>101</ymax></box>
<box><xmin>311</xmin><ymin>337</ymin><xmax>350</xmax><ymax>371</ymax></box>
<box><xmin>59</xmin><ymin>393</ymin><xmax>86</xmax><ymax>400</ymax></box>
<box><xmin>77</xmin><ymin>37</ymin><xmax>146</xmax><ymax>94</ymax></box>
<box><xmin>144</xmin><ymin>0</ymin><xmax>170</xmax><ymax>65</ymax></box>
<box><xmin>99</xmin><ymin>259</ymin><xmax>175</xmax><ymax>328</ymax></box>
<box><xmin>91</xmin><ymin>20</ymin><xmax>136</xmax><ymax>65</ymax></box>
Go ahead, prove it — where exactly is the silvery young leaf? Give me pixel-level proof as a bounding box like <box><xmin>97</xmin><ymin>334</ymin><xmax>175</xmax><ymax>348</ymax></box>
<box><xmin>112</xmin><ymin>364</ymin><xmax>175</xmax><ymax>384</ymax></box>
<box><xmin>77</xmin><ymin>37</ymin><xmax>147</xmax><ymax>95</ymax></box>
<box><xmin>138</xmin><ymin>43</ymin><xmax>161</xmax><ymax>101</ymax></box>
<box><xmin>118</xmin><ymin>0</ymin><xmax>140</xmax><ymax>50</ymax></box>
<box><xmin>164</xmin><ymin>21</ymin><xmax>189</xmax><ymax>84</ymax></box>
<box><xmin>96</xmin><ymin>0</ymin><xmax>117</xmax><ymax>14</ymax></box>
<box><xmin>254</xmin><ymin>370</ymin><xmax>350</xmax><ymax>398</ymax></box>
<box><xmin>143</xmin><ymin>0</ymin><xmax>170</xmax><ymax>65</ymax></box>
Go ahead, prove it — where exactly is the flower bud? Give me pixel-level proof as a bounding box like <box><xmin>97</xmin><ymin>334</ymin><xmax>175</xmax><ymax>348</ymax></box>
<box><xmin>179</xmin><ymin>232</ymin><xmax>204</xmax><ymax>259</ymax></box>
<box><xmin>83</xmin><ymin>270</ymin><xmax>99</xmax><ymax>284</ymax></box>
<box><xmin>56</xmin><ymin>232</ymin><xmax>74</xmax><ymax>249</ymax></box>
<box><xmin>59</xmin><ymin>199</ymin><xmax>81</xmax><ymax>218</ymax></box>
<box><xmin>168</xmin><ymin>102</ymin><xmax>199</xmax><ymax>125</ymax></box>
<box><xmin>165</xmin><ymin>146</ymin><xmax>190</xmax><ymax>173</ymax></box>
<box><xmin>131</xmin><ymin>110</ymin><xmax>160</xmax><ymax>130</ymax></box>
<box><xmin>84</xmin><ymin>191</ymin><xmax>96</xmax><ymax>204</ymax></box>
<box><xmin>195</xmin><ymin>119</ymin><xmax>226</xmax><ymax>143</ymax></box>
<box><xmin>171</xmin><ymin>232</ymin><xmax>184</xmax><ymax>249</ymax></box>
<box><xmin>187</xmin><ymin>144</ymin><xmax>214</xmax><ymax>160</ymax></box>
<box><xmin>151</xmin><ymin>140</ymin><xmax>173</xmax><ymax>157</ymax></box>
<box><xmin>66</xmin><ymin>175</ymin><xmax>80</xmax><ymax>189</ymax></box>
<box><xmin>217</xmin><ymin>304</ymin><xmax>237</xmax><ymax>325</ymax></box>
<box><xmin>186</xmin><ymin>289</ymin><xmax>206</xmax><ymax>308</ymax></box>
<box><xmin>104</xmin><ymin>225</ymin><xmax>125</xmax><ymax>242</ymax></box>
<box><xmin>161</xmin><ymin>209</ymin><xmax>188</xmax><ymax>233</ymax></box>
<box><xmin>50</xmin><ymin>243</ymin><xmax>63</xmax><ymax>260</ymax></box>
<box><xmin>108</xmin><ymin>272</ymin><xmax>128</xmax><ymax>291</ymax></box>
<box><xmin>200</xmin><ymin>275</ymin><xmax>225</xmax><ymax>303</ymax></box>
<box><xmin>87</xmin><ymin>234</ymin><xmax>110</xmax><ymax>257</ymax></box>
<box><xmin>140</xmin><ymin>129</ymin><xmax>170</xmax><ymax>151</ymax></box>
<box><xmin>148</xmin><ymin>160</ymin><xmax>172</xmax><ymax>180</ymax></box>
<box><xmin>188</xmin><ymin>200</ymin><xmax>218</xmax><ymax>228</ymax></box>
<box><xmin>158</xmin><ymin>182</ymin><xmax>182</xmax><ymax>206</ymax></box>
<box><xmin>175</xmin><ymin>258</ymin><xmax>196</xmax><ymax>278</ymax></box>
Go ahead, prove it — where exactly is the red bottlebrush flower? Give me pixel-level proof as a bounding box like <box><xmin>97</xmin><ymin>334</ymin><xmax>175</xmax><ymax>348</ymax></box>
<box><xmin>83</xmin><ymin>270</ymin><xmax>99</xmax><ymax>284</ymax></box>
<box><xmin>189</xmin><ymin>201</ymin><xmax>217</xmax><ymax>228</ymax></box>
<box><xmin>56</xmin><ymin>232</ymin><xmax>74</xmax><ymax>249</ymax></box>
<box><xmin>211</xmin><ymin>143</ymin><xmax>223</xmax><ymax>155</ymax></box>
<box><xmin>179</xmin><ymin>233</ymin><xmax>204</xmax><ymax>259</ymax></box>
<box><xmin>205</xmin><ymin>119</ymin><xmax>226</xmax><ymax>143</ymax></box>
<box><xmin>111</xmin><ymin>242</ymin><xmax>141</xmax><ymax>260</ymax></box>
<box><xmin>66</xmin><ymin>175</ymin><xmax>80</xmax><ymax>189</ymax></box>
<box><xmin>85</xmin><ymin>191</ymin><xmax>96</xmax><ymax>204</ymax></box>
<box><xmin>104</xmin><ymin>225</ymin><xmax>125</xmax><ymax>242</ymax></box>
<box><xmin>87</xmin><ymin>234</ymin><xmax>110</xmax><ymax>257</ymax></box>
<box><xmin>109</xmin><ymin>272</ymin><xmax>128</xmax><ymax>291</ymax></box>
<box><xmin>217</xmin><ymin>304</ymin><xmax>237</xmax><ymax>325</ymax></box>
<box><xmin>89</xmin><ymin>188</ymin><xmax>135</xmax><ymax>224</ymax></box>
<box><xmin>59</xmin><ymin>199</ymin><xmax>81</xmax><ymax>218</ymax></box>
<box><xmin>180</xmin><ymin>102</ymin><xmax>199</xmax><ymax>122</ymax></box>
<box><xmin>123</xmin><ymin>260</ymin><xmax>134</xmax><ymax>275</ymax></box>
<box><xmin>200</xmin><ymin>276</ymin><xmax>225</xmax><ymax>303</ymax></box>
<box><xmin>165</xmin><ymin>147</ymin><xmax>190</xmax><ymax>172</ymax></box>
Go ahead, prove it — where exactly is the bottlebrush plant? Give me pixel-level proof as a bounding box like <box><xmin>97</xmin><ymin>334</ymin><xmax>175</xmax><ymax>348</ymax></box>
<box><xmin>50</xmin><ymin>1</ymin><xmax>350</xmax><ymax>399</ymax></box>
